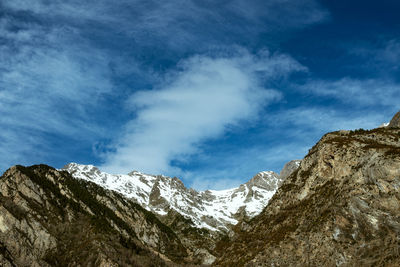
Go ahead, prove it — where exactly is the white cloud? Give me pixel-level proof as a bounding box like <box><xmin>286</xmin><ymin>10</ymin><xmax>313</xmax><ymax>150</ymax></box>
<box><xmin>100</xmin><ymin>49</ymin><xmax>304</xmax><ymax>174</ymax></box>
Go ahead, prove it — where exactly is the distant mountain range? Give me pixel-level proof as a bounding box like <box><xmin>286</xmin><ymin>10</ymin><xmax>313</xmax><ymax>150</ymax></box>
<box><xmin>62</xmin><ymin>160</ymin><xmax>300</xmax><ymax>233</ymax></box>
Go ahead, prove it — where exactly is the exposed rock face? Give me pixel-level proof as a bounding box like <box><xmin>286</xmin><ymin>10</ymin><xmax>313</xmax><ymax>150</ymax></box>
<box><xmin>388</xmin><ymin>111</ymin><xmax>400</xmax><ymax>128</ymax></box>
<box><xmin>0</xmin><ymin>165</ymin><xmax>190</xmax><ymax>266</ymax></box>
<box><xmin>279</xmin><ymin>159</ymin><xmax>301</xmax><ymax>181</ymax></box>
<box><xmin>215</xmin><ymin>127</ymin><xmax>400</xmax><ymax>266</ymax></box>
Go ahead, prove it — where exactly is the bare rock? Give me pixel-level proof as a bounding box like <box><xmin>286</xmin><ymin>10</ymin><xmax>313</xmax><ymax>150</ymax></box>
<box><xmin>388</xmin><ymin>110</ymin><xmax>400</xmax><ymax>128</ymax></box>
<box><xmin>279</xmin><ymin>159</ymin><xmax>301</xmax><ymax>182</ymax></box>
<box><xmin>0</xmin><ymin>165</ymin><xmax>186</xmax><ymax>266</ymax></box>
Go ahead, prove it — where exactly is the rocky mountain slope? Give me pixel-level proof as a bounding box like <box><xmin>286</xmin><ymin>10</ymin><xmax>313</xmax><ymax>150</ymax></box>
<box><xmin>63</xmin><ymin>160</ymin><xmax>300</xmax><ymax>233</ymax></box>
<box><xmin>389</xmin><ymin>111</ymin><xmax>400</xmax><ymax>128</ymax></box>
<box><xmin>215</xmin><ymin>126</ymin><xmax>400</xmax><ymax>266</ymax></box>
<box><xmin>0</xmin><ymin>161</ymin><xmax>299</xmax><ymax>266</ymax></box>
<box><xmin>0</xmin><ymin>165</ymin><xmax>211</xmax><ymax>266</ymax></box>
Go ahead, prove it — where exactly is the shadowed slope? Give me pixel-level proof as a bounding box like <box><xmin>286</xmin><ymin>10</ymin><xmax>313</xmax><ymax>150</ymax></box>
<box><xmin>0</xmin><ymin>165</ymin><xmax>187</xmax><ymax>266</ymax></box>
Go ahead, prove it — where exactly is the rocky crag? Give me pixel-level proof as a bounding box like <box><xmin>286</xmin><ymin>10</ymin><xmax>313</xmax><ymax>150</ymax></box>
<box><xmin>215</xmin><ymin>126</ymin><xmax>400</xmax><ymax>266</ymax></box>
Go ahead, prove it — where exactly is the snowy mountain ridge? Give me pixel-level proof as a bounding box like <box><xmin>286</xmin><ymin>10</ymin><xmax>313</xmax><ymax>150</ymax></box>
<box><xmin>63</xmin><ymin>161</ymin><xmax>300</xmax><ymax>232</ymax></box>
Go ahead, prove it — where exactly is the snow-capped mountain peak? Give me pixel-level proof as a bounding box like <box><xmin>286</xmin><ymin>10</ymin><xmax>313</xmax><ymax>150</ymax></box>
<box><xmin>63</xmin><ymin>161</ymin><xmax>300</xmax><ymax>232</ymax></box>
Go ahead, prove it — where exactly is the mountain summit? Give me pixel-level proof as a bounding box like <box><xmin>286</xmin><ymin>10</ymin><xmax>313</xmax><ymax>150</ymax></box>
<box><xmin>63</xmin><ymin>161</ymin><xmax>300</xmax><ymax>233</ymax></box>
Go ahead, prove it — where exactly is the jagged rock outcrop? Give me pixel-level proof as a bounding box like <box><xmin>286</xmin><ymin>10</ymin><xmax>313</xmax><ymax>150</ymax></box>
<box><xmin>389</xmin><ymin>111</ymin><xmax>400</xmax><ymax>128</ymax></box>
<box><xmin>0</xmin><ymin>165</ymin><xmax>191</xmax><ymax>266</ymax></box>
<box><xmin>215</xmin><ymin>127</ymin><xmax>400</xmax><ymax>266</ymax></box>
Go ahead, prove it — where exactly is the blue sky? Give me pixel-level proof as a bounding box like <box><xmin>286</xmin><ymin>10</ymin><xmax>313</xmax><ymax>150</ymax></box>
<box><xmin>1</xmin><ymin>0</ymin><xmax>399</xmax><ymax>189</ymax></box>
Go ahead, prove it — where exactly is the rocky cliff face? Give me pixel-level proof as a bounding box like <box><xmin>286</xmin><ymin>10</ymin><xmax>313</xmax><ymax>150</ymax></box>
<box><xmin>279</xmin><ymin>160</ymin><xmax>301</xmax><ymax>181</ymax></box>
<box><xmin>215</xmin><ymin>127</ymin><xmax>400</xmax><ymax>266</ymax></box>
<box><xmin>0</xmin><ymin>165</ymin><xmax>204</xmax><ymax>266</ymax></box>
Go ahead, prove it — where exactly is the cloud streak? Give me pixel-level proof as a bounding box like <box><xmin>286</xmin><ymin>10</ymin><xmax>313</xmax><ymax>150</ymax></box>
<box><xmin>101</xmin><ymin>49</ymin><xmax>304</xmax><ymax>174</ymax></box>
<box><xmin>300</xmin><ymin>78</ymin><xmax>400</xmax><ymax>108</ymax></box>
<box><xmin>0</xmin><ymin>15</ymin><xmax>114</xmax><ymax>170</ymax></box>
<box><xmin>2</xmin><ymin>0</ymin><xmax>328</xmax><ymax>50</ymax></box>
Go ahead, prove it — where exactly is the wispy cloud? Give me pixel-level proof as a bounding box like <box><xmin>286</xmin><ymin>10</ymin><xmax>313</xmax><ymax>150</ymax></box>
<box><xmin>0</xmin><ymin>16</ymin><xmax>114</xmax><ymax>170</ymax></box>
<box><xmin>268</xmin><ymin>107</ymin><xmax>390</xmax><ymax>132</ymax></box>
<box><xmin>300</xmin><ymin>78</ymin><xmax>400</xmax><ymax>108</ymax></box>
<box><xmin>100</xmin><ymin>49</ymin><xmax>305</xmax><ymax>174</ymax></box>
<box><xmin>380</xmin><ymin>40</ymin><xmax>400</xmax><ymax>66</ymax></box>
<box><xmin>2</xmin><ymin>0</ymin><xmax>328</xmax><ymax>50</ymax></box>
<box><xmin>351</xmin><ymin>39</ymin><xmax>400</xmax><ymax>67</ymax></box>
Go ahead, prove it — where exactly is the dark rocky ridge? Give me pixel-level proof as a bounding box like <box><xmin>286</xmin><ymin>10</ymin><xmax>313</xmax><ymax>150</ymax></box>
<box><xmin>0</xmin><ymin>165</ymin><xmax>201</xmax><ymax>266</ymax></box>
<box><xmin>214</xmin><ymin>127</ymin><xmax>400</xmax><ymax>266</ymax></box>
